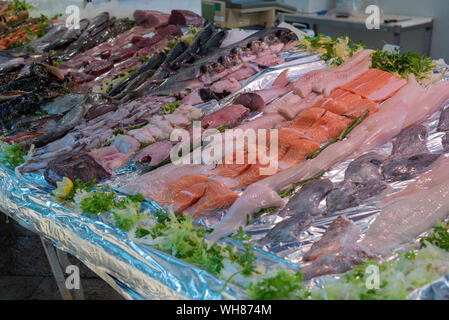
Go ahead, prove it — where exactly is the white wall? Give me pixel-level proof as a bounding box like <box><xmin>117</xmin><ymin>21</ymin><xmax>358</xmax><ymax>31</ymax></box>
<box><xmin>379</xmin><ymin>0</ymin><xmax>449</xmax><ymax>60</ymax></box>
<box><xmin>30</xmin><ymin>0</ymin><xmax>202</xmax><ymax>20</ymax></box>
<box><xmin>282</xmin><ymin>0</ymin><xmax>448</xmax><ymax>60</ymax></box>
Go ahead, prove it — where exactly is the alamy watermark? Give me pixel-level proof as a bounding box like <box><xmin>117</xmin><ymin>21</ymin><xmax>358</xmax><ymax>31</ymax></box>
<box><xmin>365</xmin><ymin>5</ymin><xmax>381</xmax><ymax>30</ymax></box>
<box><xmin>65</xmin><ymin>265</ymin><xmax>80</xmax><ymax>290</ymax></box>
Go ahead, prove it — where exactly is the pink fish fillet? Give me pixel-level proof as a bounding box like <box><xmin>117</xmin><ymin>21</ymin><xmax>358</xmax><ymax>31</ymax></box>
<box><xmin>134</xmin><ymin>140</ymin><xmax>173</xmax><ymax>166</ymax></box>
<box><xmin>278</xmin><ymin>92</ymin><xmax>321</xmax><ymax>120</ymax></box>
<box><xmin>312</xmin><ymin>53</ymin><xmax>373</xmax><ymax>96</ymax></box>
<box><xmin>206</xmin><ymin>75</ymin><xmax>447</xmax><ymax>242</ymax></box>
<box><xmin>293</xmin><ymin>49</ymin><xmax>374</xmax><ymax>98</ymax></box>
<box><xmin>181</xmin><ymin>90</ymin><xmax>203</xmax><ymax>105</ymax></box>
<box><xmin>361</xmin><ymin>155</ymin><xmax>449</xmax><ymax>256</ymax></box>
<box><xmin>210</xmin><ymin>78</ymin><xmax>241</xmax><ymax>94</ymax></box>
<box><xmin>252</xmin><ymin>54</ymin><xmax>285</xmax><ymax>68</ymax></box>
<box><xmin>223</xmin><ymin>64</ymin><xmax>259</xmax><ymax>81</ymax></box>
<box><xmin>119</xmin><ymin>164</ymin><xmax>215</xmax><ymax>199</ymax></box>
<box><xmin>264</xmin><ymin>92</ymin><xmax>302</xmax><ymax>115</ymax></box>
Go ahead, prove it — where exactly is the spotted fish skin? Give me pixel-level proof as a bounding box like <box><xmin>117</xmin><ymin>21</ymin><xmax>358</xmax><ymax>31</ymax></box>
<box><xmin>326</xmin><ymin>180</ymin><xmax>387</xmax><ymax>213</ymax></box>
<box><xmin>326</xmin><ymin>152</ymin><xmax>388</xmax><ymax>213</ymax></box>
<box><xmin>344</xmin><ymin>152</ymin><xmax>385</xmax><ymax>183</ymax></box>
<box><xmin>381</xmin><ymin>153</ymin><xmax>441</xmax><ymax>182</ymax></box>
<box><xmin>391</xmin><ymin>124</ymin><xmax>429</xmax><ymax>157</ymax></box>
<box><xmin>258</xmin><ymin>215</ymin><xmax>314</xmax><ymax>244</ymax></box>
<box><xmin>279</xmin><ymin>179</ymin><xmax>333</xmax><ymax>217</ymax></box>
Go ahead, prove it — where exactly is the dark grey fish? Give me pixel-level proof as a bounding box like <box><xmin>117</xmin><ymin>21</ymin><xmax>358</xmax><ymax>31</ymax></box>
<box><xmin>279</xmin><ymin>179</ymin><xmax>333</xmax><ymax>217</ymax></box>
<box><xmin>258</xmin><ymin>215</ymin><xmax>314</xmax><ymax>244</ymax></box>
<box><xmin>0</xmin><ymin>92</ymin><xmax>42</xmax><ymax>123</ymax></box>
<box><xmin>326</xmin><ymin>180</ymin><xmax>388</xmax><ymax>213</ymax></box>
<box><xmin>198</xmin><ymin>30</ymin><xmax>227</xmax><ymax>57</ymax></box>
<box><xmin>8</xmin><ymin>113</ymin><xmax>63</xmax><ymax>134</ymax></box>
<box><xmin>63</xmin><ymin>12</ymin><xmax>110</xmax><ymax>59</ymax></box>
<box><xmin>344</xmin><ymin>152</ymin><xmax>385</xmax><ymax>183</ymax></box>
<box><xmin>391</xmin><ymin>124</ymin><xmax>429</xmax><ymax>157</ymax></box>
<box><xmin>25</xmin><ymin>94</ymin><xmax>105</xmax><ymax>148</ymax></box>
<box><xmin>146</xmin><ymin>28</ymin><xmax>297</xmax><ymax>96</ymax></box>
<box><xmin>381</xmin><ymin>153</ymin><xmax>441</xmax><ymax>182</ymax></box>
<box><xmin>437</xmin><ymin>107</ymin><xmax>449</xmax><ymax>132</ymax></box>
<box><xmin>168</xmin><ymin>22</ymin><xmax>216</xmax><ymax>70</ymax></box>
<box><xmin>44</xmin><ymin>19</ymin><xmax>90</xmax><ymax>52</ymax></box>
<box><xmin>108</xmin><ymin>52</ymin><xmax>166</xmax><ymax>97</ymax></box>
<box><xmin>44</xmin><ymin>152</ymin><xmax>110</xmax><ymax>187</ymax></box>
<box><xmin>42</xmin><ymin>94</ymin><xmax>86</xmax><ymax>114</ymax></box>
<box><xmin>121</xmin><ymin>42</ymin><xmax>188</xmax><ymax>100</ymax></box>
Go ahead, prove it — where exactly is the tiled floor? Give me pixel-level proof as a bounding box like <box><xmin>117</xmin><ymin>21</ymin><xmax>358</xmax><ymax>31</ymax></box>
<box><xmin>0</xmin><ymin>212</ymin><xmax>124</xmax><ymax>300</ymax></box>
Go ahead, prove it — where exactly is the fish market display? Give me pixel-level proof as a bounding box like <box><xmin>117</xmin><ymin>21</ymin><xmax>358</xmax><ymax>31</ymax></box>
<box><xmin>2</xmin><ymin>11</ymin><xmax>449</xmax><ymax>301</ymax></box>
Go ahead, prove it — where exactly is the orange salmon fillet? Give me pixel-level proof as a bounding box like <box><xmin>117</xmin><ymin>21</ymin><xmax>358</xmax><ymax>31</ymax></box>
<box><xmin>340</xmin><ymin>69</ymin><xmax>407</xmax><ymax>102</ymax></box>
<box><xmin>306</xmin><ymin>111</ymin><xmax>353</xmax><ymax>143</ymax></box>
<box><xmin>215</xmin><ymin>150</ymin><xmax>252</xmax><ymax>178</ymax></box>
<box><xmin>314</xmin><ymin>89</ymin><xmax>379</xmax><ymax>118</ymax></box>
<box><xmin>184</xmin><ymin>180</ymin><xmax>239</xmax><ymax>218</ymax></box>
<box><xmin>153</xmin><ymin>175</ymin><xmax>208</xmax><ymax>213</ymax></box>
<box><xmin>280</xmin><ymin>138</ymin><xmax>320</xmax><ymax>164</ymax></box>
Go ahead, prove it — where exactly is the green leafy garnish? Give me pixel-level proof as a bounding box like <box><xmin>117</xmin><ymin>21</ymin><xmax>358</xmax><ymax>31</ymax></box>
<box><xmin>252</xmin><ymin>206</ymin><xmax>278</xmax><ymax>219</ymax></box>
<box><xmin>217</xmin><ymin>124</ymin><xmax>228</xmax><ymax>133</ymax></box>
<box><xmin>247</xmin><ymin>270</ymin><xmax>310</xmax><ymax>300</ymax></box>
<box><xmin>65</xmin><ymin>178</ymin><xmax>96</xmax><ymax>201</ymax></box>
<box><xmin>161</xmin><ymin>101</ymin><xmax>181</xmax><ymax>114</ymax></box>
<box><xmin>80</xmin><ymin>188</ymin><xmax>118</xmax><ymax>215</ymax></box>
<box><xmin>112</xmin><ymin>128</ymin><xmax>124</xmax><ymax>136</ymax></box>
<box><xmin>420</xmin><ymin>220</ymin><xmax>449</xmax><ymax>251</ymax></box>
<box><xmin>33</xmin><ymin>110</ymin><xmax>48</xmax><ymax>116</ymax></box>
<box><xmin>167</xmin><ymin>39</ymin><xmax>178</xmax><ymax>49</ymax></box>
<box><xmin>227</xmin><ymin>227</ymin><xmax>259</xmax><ymax>276</ymax></box>
<box><xmin>12</xmin><ymin>0</ymin><xmax>32</xmax><ymax>14</ymax></box>
<box><xmin>139</xmin><ymin>56</ymin><xmax>150</xmax><ymax>63</ymax></box>
<box><xmin>135</xmin><ymin>227</ymin><xmax>151</xmax><ymax>239</ymax></box>
<box><xmin>127</xmin><ymin>121</ymin><xmax>149</xmax><ymax>131</ymax></box>
<box><xmin>152</xmin><ymin>212</ymin><xmax>226</xmax><ymax>276</ymax></box>
<box><xmin>371</xmin><ymin>49</ymin><xmax>435</xmax><ymax>83</ymax></box>
<box><xmin>299</xmin><ymin>34</ymin><xmax>366</xmax><ymax>67</ymax></box>
<box><xmin>0</xmin><ymin>140</ymin><xmax>26</xmax><ymax>169</ymax></box>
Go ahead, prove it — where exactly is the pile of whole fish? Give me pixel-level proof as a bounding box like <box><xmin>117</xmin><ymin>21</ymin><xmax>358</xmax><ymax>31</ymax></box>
<box><xmin>10</xmin><ymin>24</ymin><xmax>299</xmax><ymax>177</ymax></box>
<box><xmin>2</xmin><ymin>5</ymin><xmax>449</xmax><ymax>290</ymax></box>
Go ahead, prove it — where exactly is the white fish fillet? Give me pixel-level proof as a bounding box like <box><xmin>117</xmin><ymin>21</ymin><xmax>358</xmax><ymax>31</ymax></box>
<box><xmin>362</xmin><ymin>155</ymin><xmax>449</xmax><ymax>255</ymax></box>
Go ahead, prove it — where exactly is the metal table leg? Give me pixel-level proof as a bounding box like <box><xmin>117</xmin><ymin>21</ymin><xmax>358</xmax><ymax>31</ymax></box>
<box><xmin>40</xmin><ymin>237</ymin><xmax>85</xmax><ymax>300</ymax></box>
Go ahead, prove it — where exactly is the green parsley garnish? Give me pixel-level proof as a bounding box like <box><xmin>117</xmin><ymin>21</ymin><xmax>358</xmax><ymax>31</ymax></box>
<box><xmin>161</xmin><ymin>101</ymin><xmax>181</xmax><ymax>114</ymax></box>
<box><xmin>420</xmin><ymin>219</ymin><xmax>449</xmax><ymax>251</ymax></box>
<box><xmin>247</xmin><ymin>270</ymin><xmax>310</xmax><ymax>300</ymax></box>
<box><xmin>371</xmin><ymin>49</ymin><xmax>435</xmax><ymax>82</ymax></box>
<box><xmin>0</xmin><ymin>141</ymin><xmax>26</xmax><ymax>169</ymax></box>
<box><xmin>112</xmin><ymin>128</ymin><xmax>124</xmax><ymax>136</ymax></box>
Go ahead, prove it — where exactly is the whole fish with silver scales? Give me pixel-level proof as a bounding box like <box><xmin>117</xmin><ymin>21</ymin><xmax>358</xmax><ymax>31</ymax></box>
<box><xmin>132</xmin><ymin>28</ymin><xmax>298</xmax><ymax>98</ymax></box>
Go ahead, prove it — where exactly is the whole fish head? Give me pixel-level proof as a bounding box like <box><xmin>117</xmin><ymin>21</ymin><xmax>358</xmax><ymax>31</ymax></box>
<box><xmin>276</xmin><ymin>29</ymin><xmax>298</xmax><ymax>44</ymax></box>
<box><xmin>248</xmin><ymin>40</ymin><xmax>269</xmax><ymax>54</ymax></box>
